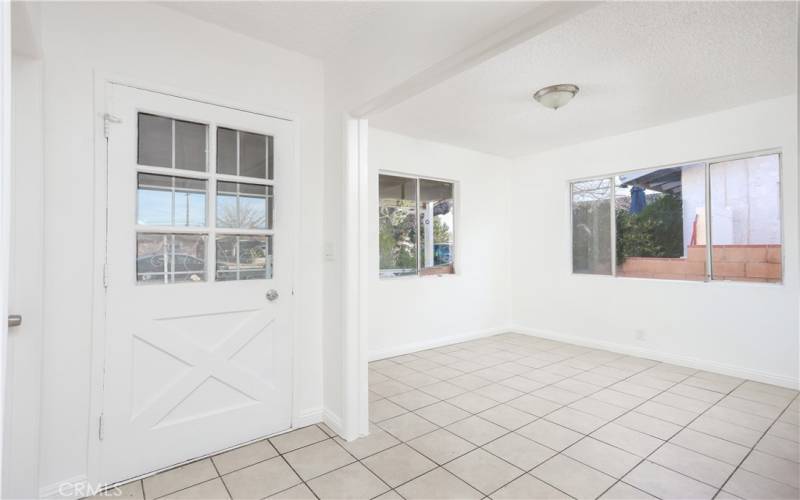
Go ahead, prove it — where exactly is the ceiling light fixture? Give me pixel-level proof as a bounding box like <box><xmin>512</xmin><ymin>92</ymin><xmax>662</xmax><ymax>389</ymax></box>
<box><xmin>533</xmin><ymin>84</ymin><xmax>580</xmax><ymax>110</ymax></box>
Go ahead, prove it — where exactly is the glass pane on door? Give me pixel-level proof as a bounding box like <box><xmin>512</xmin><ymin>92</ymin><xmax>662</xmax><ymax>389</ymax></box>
<box><xmin>138</xmin><ymin>114</ymin><xmax>172</xmax><ymax>168</ymax></box>
<box><xmin>137</xmin><ymin>173</ymin><xmax>207</xmax><ymax>227</ymax></box>
<box><xmin>175</xmin><ymin>120</ymin><xmax>207</xmax><ymax>172</ymax></box>
<box><xmin>216</xmin><ymin>127</ymin><xmax>273</xmax><ymax>180</ymax></box>
<box><xmin>216</xmin><ymin>181</ymin><xmax>272</xmax><ymax>229</ymax></box>
<box><xmin>217</xmin><ymin>127</ymin><xmax>238</xmax><ymax>176</ymax></box>
<box><xmin>137</xmin><ymin>233</ymin><xmax>207</xmax><ymax>284</ymax></box>
<box><xmin>215</xmin><ymin>235</ymin><xmax>272</xmax><ymax>281</ymax></box>
<box><xmin>137</xmin><ymin>113</ymin><xmax>208</xmax><ymax>172</ymax></box>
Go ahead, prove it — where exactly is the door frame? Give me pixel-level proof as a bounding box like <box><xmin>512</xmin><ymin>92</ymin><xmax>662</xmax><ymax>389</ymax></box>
<box><xmin>0</xmin><ymin>2</ymin><xmax>11</xmax><ymax>495</ymax></box>
<box><xmin>88</xmin><ymin>72</ymin><xmax>302</xmax><ymax>488</ymax></box>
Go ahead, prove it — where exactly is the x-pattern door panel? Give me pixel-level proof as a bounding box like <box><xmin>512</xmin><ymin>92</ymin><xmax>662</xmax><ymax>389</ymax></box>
<box><xmin>101</xmin><ymin>85</ymin><xmax>293</xmax><ymax>485</ymax></box>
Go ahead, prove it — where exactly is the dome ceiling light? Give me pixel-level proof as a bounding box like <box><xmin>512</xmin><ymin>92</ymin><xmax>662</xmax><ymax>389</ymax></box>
<box><xmin>533</xmin><ymin>84</ymin><xmax>580</xmax><ymax>110</ymax></box>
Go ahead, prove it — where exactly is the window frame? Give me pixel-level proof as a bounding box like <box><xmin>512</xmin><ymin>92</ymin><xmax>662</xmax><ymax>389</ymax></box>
<box><xmin>378</xmin><ymin>170</ymin><xmax>459</xmax><ymax>279</ymax></box>
<box><xmin>135</xmin><ymin>110</ymin><xmax>276</xmax><ymax>284</ymax></box>
<box><xmin>567</xmin><ymin>148</ymin><xmax>783</xmax><ymax>285</ymax></box>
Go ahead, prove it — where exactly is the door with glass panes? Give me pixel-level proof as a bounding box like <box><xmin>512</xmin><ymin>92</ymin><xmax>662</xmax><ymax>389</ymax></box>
<box><xmin>100</xmin><ymin>84</ymin><xmax>293</xmax><ymax>484</ymax></box>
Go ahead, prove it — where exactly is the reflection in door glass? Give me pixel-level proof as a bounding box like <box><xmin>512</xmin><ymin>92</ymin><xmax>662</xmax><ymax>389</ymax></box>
<box><xmin>136</xmin><ymin>233</ymin><xmax>207</xmax><ymax>284</ymax></box>
<box><xmin>174</xmin><ymin>177</ymin><xmax>208</xmax><ymax>227</ymax></box>
<box><xmin>216</xmin><ymin>181</ymin><xmax>271</xmax><ymax>229</ymax></box>
<box><xmin>137</xmin><ymin>173</ymin><xmax>207</xmax><ymax>227</ymax></box>
<box><xmin>216</xmin><ymin>235</ymin><xmax>272</xmax><ymax>281</ymax></box>
<box><xmin>137</xmin><ymin>173</ymin><xmax>172</xmax><ymax>226</ymax></box>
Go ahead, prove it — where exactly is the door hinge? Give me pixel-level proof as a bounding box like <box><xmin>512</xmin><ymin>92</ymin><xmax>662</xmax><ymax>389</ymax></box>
<box><xmin>103</xmin><ymin>263</ymin><xmax>109</xmax><ymax>288</ymax></box>
<box><xmin>103</xmin><ymin>113</ymin><xmax>122</xmax><ymax>138</ymax></box>
<box><xmin>98</xmin><ymin>414</ymin><xmax>104</xmax><ymax>441</ymax></box>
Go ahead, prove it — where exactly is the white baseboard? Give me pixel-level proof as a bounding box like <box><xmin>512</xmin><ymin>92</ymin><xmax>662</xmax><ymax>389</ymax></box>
<box><xmin>293</xmin><ymin>407</ymin><xmax>324</xmax><ymax>428</ymax></box>
<box><xmin>369</xmin><ymin>326</ymin><xmax>510</xmax><ymax>361</ymax></box>
<box><xmin>513</xmin><ymin>325</ymin><xmax>799</xmax><ymax>390</ymax></box>
<box><xmin>39</xmin><ymin>474</ymin><xmax>89</xmax><ymax>499</ymax></box>
<box><xmin>323</xmin><ymin>408</ymin><xmax>344</xmax><ymax>437</ymax></box>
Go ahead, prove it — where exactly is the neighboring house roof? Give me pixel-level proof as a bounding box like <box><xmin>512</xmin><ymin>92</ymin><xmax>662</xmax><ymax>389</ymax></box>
<box><xmin>615</xmin><ymin>192</ymin><xmax>662</xmax><ymax>211</ymax></box>
<box><xmin>618</xmin><ymin>167</ymin><xmax>683</xmax><ymax>195</ymax></box>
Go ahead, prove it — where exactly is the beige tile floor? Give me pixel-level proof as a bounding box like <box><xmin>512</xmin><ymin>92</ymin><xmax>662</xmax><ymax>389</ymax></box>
<box><xmin>93</xmin><ymin>334</ymin><xmax>799</xmax><ymax>499</ymax></box>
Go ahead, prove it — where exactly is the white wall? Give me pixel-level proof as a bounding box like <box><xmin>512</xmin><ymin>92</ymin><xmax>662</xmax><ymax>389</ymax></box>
<box><xmin>510</xmin><ymin>96</ymin><xmax>799</xmax><ymax>388</ymax></box>
<box><xmin>32</xmin><ymin>2</ymin><xmax>324</xmax><ymax>494</ymax></box>
<box><xmin>368</xmin><ymin>128</ymin><xmax>512</xmax><ymax>359</ymax></box>
<box><xmin>4</xmin><ymin>54</ymin><xmax>44</xmax><ymax>500</ymax></box>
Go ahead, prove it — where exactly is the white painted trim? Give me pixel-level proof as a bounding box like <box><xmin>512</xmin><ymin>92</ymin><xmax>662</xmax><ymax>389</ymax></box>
<box><xmin>44</xmin><ymin>408</ymin><xmax>328</xmax><ymax>499</ymax></box>
<box><xmin>3</xmin><ymin>56</ymin><xmax>45</xmax><ymax>500</ymax></box>
<box><xmin>512</xmin><ymin>325</ymin><xmax>799</xmax><ymax>390</ymax></box>
<box><xmin>341</xmin><ymin>117</ymin><xmax>370</xmax><ymax>441</ymax></box>
<box><xmin>86</xmin><ymin>74</ymin><xmax>111</xmax><ymax>495</ymax></box>
<box><xmin>356</xmin><ymin>120</ymin><xmax>370</xmax><ymax>438</ymax></box>
<box><xmin>0</xmin><ymin>3</ymin><xmax>10</xmax><ymax>495</ymax></box>
<box><xmin>323</xmin><ymin>408</ymin><xmax>345</xmax><ymax>439</ymax></box>
<box><xmin>293</xmin><ymin>407</ymin><xmax>324</xmax><ymax>429</ymax></box>
<box><xmin>95</xmin><ymin>70</ymin><xmax>297</xmax><ymax>124</ymax></box>
<box><xmin>288</xmin><ymin>85</ymin><xmax>304</xmax><ymax>440</ymax></box>
<box><xmin>38</xmin><ymin>474</ymin><xmax>88</xmax><ymax>500</ymax></box>
<box><xmin>369</xmin><ymin>327</ymin><xmax>511</xmax><ymax>362</ymax></box>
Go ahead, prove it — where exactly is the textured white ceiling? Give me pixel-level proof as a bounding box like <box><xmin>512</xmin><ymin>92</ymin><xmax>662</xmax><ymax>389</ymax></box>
<box><xmin>371</xmin><ymin>1</ymin><xmax>798</xmax><ymax>158</ymax></box>
<box><xmin>161</xmin><ymin>1</ymin><xmax>539</xmax><ymax>104</ymax></box>
<box><xmin>164</xmin><ymin>2</ymin><xmax>532</xmax><ymax>61</ymax></box>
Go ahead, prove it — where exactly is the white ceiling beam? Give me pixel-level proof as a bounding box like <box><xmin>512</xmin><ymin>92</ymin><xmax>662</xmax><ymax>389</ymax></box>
<box><xmin>351</xmin><ymin>1</ymin><xmax>599</xmax><ymax>118</ymax></box>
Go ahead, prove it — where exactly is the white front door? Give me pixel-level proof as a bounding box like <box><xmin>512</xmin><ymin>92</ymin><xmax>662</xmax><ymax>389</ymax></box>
<box><xmin>101</xmin><ymin>84</ymin><xmax>294</xmax><ymax>484</ymax></box>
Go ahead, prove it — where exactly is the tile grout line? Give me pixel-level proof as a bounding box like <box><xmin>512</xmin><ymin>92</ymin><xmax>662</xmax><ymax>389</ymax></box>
<box><xmin>373</xmin><ymin>338</ymin><xmax>682</xmax><ymax>498</ymax></box>
<box><xmin>369</xmin><ymin>337</ymin><xmax>796</xmax><ymax>499</ymax></box>
<box><xmin>292</xmin><ymin>426</ymin><xmax>397</xmax><ymax>499</ymax></box>
<box><xmin>376</xmin><ymin>337</ymin><xmax>779</xmax><ymax>499</ymax></box>
<box><xmin>208</xmin><ymin>456</ymin><xmax>233</xmax><ymax>500</ymax></box>
<box><xmin>371</xmin><ymin>338</ymin><xmax>797</xmax><ymax>499</ymax></box>
<box><xmin>367</xmin><ymin>339</ymin><xmax>609</xmax><ymax>497</ymax></box>
<box><xmin>380</xmin><ymin>337</ymin><xmax>783</xmax><ymax>455</ymax></box>
<box><xmin>593</xmin><ymin>376</ymin><xmax>745</xmax><ymax>499</ymax></box>
<box><xmin>126</xmin><ymin>335</ymin><xmax>797</xmax><ymax>500</ymax></box>
<box><xmin>713</xmin><ymin>393</ymin><xmax>800</xmax><ymax>498</ymax></box>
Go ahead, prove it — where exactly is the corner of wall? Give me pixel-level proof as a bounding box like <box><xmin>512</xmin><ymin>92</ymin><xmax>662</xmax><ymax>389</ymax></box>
<box><xmin>511</xmin><ymin>325</ymin><xmax>799</xmax><ymax>389</ymax></box>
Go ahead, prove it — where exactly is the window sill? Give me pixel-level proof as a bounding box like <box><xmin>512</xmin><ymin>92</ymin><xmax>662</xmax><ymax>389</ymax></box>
<box><xmin>379</xmin><ymin>265</ymin><xmax>458</xmax><ymax>280</ymax></box>
<box><xmin>570</xmin><ymin>272</ymin><xmax>784</xmax><ymax>287</ymax></box>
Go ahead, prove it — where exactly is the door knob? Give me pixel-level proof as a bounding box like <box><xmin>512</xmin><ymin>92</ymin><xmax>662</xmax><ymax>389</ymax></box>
<box><xmin>8</xmin><ymin>315</ymin><xmax>22</xmax><ymax>327</ymax></box>
<box><xmin>266</xmin><ymin>289</ymin><xmax>279</xmax><ymax>301</ymax></box>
